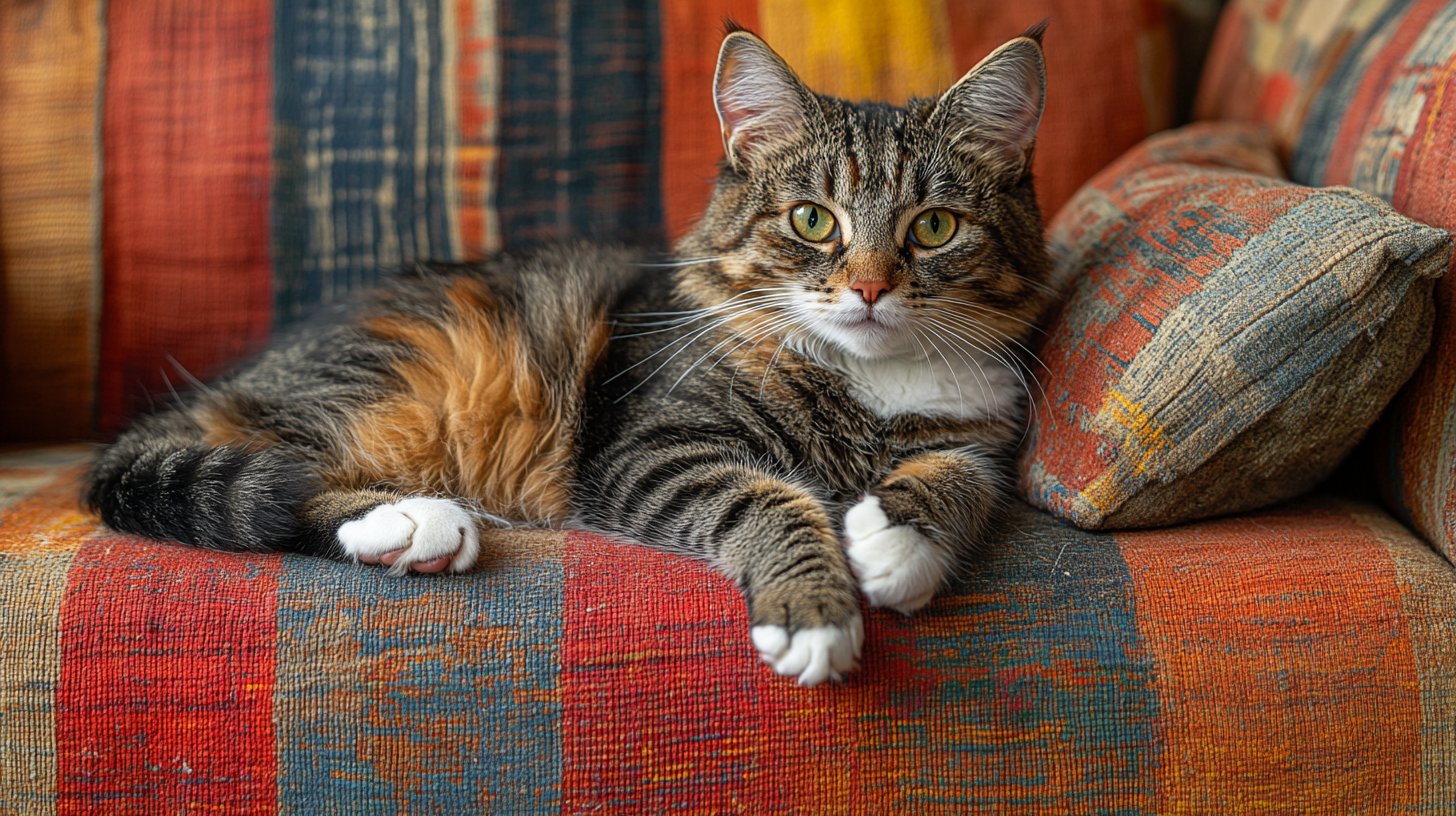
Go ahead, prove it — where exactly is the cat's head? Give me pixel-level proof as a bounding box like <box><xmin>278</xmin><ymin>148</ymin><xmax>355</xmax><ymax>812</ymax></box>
<box><xmin>675</xmin><ymin>24</ymin><xmax>1054</xmax><ymax>362</ymax></box>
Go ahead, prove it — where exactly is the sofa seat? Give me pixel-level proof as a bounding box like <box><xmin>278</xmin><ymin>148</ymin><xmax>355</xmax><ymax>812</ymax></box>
<box><xmin>5</xmin><ymin>443</ymin><xmax>1451</xmax><ymax>811</ymax></box>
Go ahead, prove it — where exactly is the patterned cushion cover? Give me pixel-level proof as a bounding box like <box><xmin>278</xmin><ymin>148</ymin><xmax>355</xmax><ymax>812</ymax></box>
<box><xmin>1020</xmin><ymin>122</ymin><xmax>1450</xmax><ymax>530</ymax></box>
<box><xmin>1196</xmin><ymin>0</ymin><xmax>1456</xmax><ymax>556</ymax></box>
<box><xmin>4</xmin><ymin>445</ymin><xmax>1455</xmax><ymax>811</ymax></box>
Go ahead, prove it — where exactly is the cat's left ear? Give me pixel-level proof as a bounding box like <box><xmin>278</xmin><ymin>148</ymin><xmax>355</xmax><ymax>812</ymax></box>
<box><xmin>930</xmin><ymin>21</ymin><xmax>1048</xmax><ymax>178</ymax></box>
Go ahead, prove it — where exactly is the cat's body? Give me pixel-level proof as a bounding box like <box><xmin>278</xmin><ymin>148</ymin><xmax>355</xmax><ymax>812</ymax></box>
<box><xmin>87</xmin><ymin>25</ymin><xmax>1053</xmax><ymax>686</ymax></box>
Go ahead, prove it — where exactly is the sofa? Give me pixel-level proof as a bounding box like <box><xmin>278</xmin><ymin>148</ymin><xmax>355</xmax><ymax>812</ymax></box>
<box><xmin>2</xmin><ymin>0</ymin><xmax>1454</xmax><ymax>811</ymax></box>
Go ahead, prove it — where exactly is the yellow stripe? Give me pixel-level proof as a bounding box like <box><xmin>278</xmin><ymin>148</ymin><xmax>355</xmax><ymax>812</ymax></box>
<box><xmin>758</xmin><ymin>0</ymin><xmax>956</xmax><ymax>104</ymax></box>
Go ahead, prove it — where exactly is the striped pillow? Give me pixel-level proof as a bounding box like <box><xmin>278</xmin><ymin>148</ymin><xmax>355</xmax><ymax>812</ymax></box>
<box><xmin>1019</xmin><ymin>122</ymin><xmax>1450</xmax><ymax>530</ymax></box>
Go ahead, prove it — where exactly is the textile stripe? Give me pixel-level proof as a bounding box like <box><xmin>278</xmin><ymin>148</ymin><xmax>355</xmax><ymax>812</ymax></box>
<box><xmin>54</xmin><ymin>540</ymin><xmax>280</xmax><ymax>813</ymax></box>
<box><xmin>98</xmin><ymin>0</ymin><xmax>273</xmax><ymax>434</ymax></box>
<box><xmin>1288</xmin><ymin>0</ymin><xmax>1415</xmax><ymax>186</ymax></box>
<box><xmin>273</xmin><ymin>530</ymin><xmax>564</xmax><ymax>813</ymax></box>
<box><xmin>1349</xmin><ymin>504</ymin><xmax>1456</xmax><ymax>808</ymax></box>
<box><xmin>0</xmin><ymin>454</ymin><xmax>94</xmax><ymax>815</ymax></box>
<box><xmin>1319</xmin><ymin>0</ymin><xmax>1450</xmax><ymax>194</ymax></box>
<box><xmin>658</xmin><ymin>0</ymin><xmax>761</xmax><ymax>241</ymax></box>
<box><xmin>272</xmin><ymin>0</ymin><xmax>455</xmax><ymax>323</ymax></box>
<box><xmin>1378</xmin><ymin>4</ymin><xmax>1456</xmax><ymax>556</ymax></box>
<box><xmin>852</xmin><ymin>505</ymin><xmax>1157</xmax><ymax>812</ymax></box>
<box><xmin>1118</xmin><ymin>501</ymin><xmax>1422</xmax><ymax>812</ymax></box>
<box><xmin>455</xmin><ymin>0</ymin><xmax>503</xmax><ymax>258</ymax></box>
<box><xmin>945</xmin><ymin>0</ymin><xmax>1168</xmax><ymax>217</ymax></box>
<box><xmin>760</xmin><ymin>0</ymin><xmax>955</xmax><ymax>105</ymax></box>
<box><xmin>0</xmin><ymin>0</ymin><xmax>102</xmax><ymax>442</ymax></box>
<box><xmin>496</xmin><ymin>0</ymin><xmax>661</xmax><ymax>246</ymax></box>
<box><xmin>560</xmin><ymin>511</ymin><xmax>1158</xmax><ymax>812</ymax></box>
<box><xmin>559</xmin><ymin>532</ymin><xmax>763</xmax><ymax>811</ymax></box>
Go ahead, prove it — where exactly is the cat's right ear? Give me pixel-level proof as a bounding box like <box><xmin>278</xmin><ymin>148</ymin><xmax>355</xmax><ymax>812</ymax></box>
<box><xmin>714</xmin><ymin>31</ymin><xmax>815</xmax><ymax>173</ymax></box>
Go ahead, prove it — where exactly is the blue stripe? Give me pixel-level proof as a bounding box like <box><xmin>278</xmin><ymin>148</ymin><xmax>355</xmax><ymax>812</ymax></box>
<box><xmin>273</xmin><ymin>546</ymin><xmax>564</xmax><ymax>812</ymax></box>
<box><xmin>495</xmin><ymin>0</ymin><xmax>661</xmax><ymax>245</ymax></box>
<box><xmin>272</xmin><ymin>0</ymin><xmax>457</xmax><ymax>323</ymax></box>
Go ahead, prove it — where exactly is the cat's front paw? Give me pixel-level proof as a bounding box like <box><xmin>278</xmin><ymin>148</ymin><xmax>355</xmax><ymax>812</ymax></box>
<box><xmin>338</xmin><ymin>497</ymin><xmax>480</xmax><ymax>576</ymax></box>
<box><xmin>751</xmin><ymin>616</ymin><xmax>863</xmax><ymax>688</ymax></box>
<box><xmin>844</xmin><ymin>495</ymin><xmax>952</xmax><ymax>614</ymax></box>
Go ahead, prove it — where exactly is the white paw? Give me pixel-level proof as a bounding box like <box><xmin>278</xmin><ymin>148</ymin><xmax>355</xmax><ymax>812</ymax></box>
<box><xmin>750</xmin><ymin>615</ymin><xmax>863</xmax><ymax>687</ymax></box>
<box><xmin>844</xmin><ymin>495</ymin><xmax>951</xmax><ymax>614</ymax></box>
<box><xmin>337</xmin><ymin>497</ymin><xmax>480</xmax><ymax>576</ymax></box>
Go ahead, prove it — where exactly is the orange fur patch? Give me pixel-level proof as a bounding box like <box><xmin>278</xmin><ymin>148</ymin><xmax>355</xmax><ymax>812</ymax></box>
<box><xmin>330</xmin><ymin>278</ymin><xmax>606</xmax><ymax>524</ymax></box>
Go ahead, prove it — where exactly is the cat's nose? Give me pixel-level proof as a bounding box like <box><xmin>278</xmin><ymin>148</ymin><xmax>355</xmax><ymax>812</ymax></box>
<box><xmin>850</xmin><ymin>279</ymin><xmax>892</xmax><ymax>304</ymax></box>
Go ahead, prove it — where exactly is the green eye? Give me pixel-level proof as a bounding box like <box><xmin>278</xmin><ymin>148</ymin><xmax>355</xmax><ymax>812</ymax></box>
<box><xmin>790</xmin><ymin>204</ymin><xmax>837</xmax><ymax>242</ymax></box>
<box><xmin>910</xmin><ymin>209</ymin><xmax>956</xmax><ymax>248</ymax></box>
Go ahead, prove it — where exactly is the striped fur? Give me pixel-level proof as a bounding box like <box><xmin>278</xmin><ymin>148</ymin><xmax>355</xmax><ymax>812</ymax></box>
<box><xmin>87</xmin><ymin>28</ymin><xmax>1053</xmax><ymax>686</ymax></box>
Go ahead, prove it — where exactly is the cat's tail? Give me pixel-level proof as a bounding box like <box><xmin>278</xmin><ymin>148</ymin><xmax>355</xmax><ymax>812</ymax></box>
<box><xmin>85</xmin><ymin>413</ymin><xmax>319</xmax><ymax>552</ymax></box>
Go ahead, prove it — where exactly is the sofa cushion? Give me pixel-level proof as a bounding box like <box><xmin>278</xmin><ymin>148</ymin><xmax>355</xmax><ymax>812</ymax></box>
<box><xmin>1196</xmin><ymin>0</ymin><xmax>1456</xmax><ymax>557</ymax></box>
<box><xmin>1020</xmin><ymin>122</ymin><xmax>1449</xmax><ymax>530</ymax></box>
<box><xmin>4</xmin><ymin>443</ymin><xmax>1454</xmax><ymax>810</ymax></box>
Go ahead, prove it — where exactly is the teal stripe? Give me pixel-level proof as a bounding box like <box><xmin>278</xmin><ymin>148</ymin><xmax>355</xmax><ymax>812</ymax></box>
<box><xmin>273</xmin><ymin>542</ymin><xmax>564</xmax><ymax>813</ymax></box>
<box><xmin>874</xmin><ymin>503</ymin><xmax>1159</xmax><ymax>810</ymax></box>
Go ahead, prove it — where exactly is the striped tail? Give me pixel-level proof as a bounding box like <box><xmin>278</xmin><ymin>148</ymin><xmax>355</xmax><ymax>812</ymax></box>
<box><xmin>86</xmin><ymin>428</ymin><xmax>318</xmax><ymax>552</ymax></box>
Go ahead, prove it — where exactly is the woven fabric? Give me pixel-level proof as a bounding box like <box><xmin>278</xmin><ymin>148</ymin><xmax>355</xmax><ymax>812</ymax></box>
<box><xmin>1195</xmin><ymin>0</ymin><xmax>1456</xmax><ymax>557</ymax></box>
<box><xmin>0</xmin><ymin>0</ymin><xmax>102</xmax><ymax>442</ymax></box>
<box><xmin>1020</xmin><ymin>122</ymin><xmax>1450</xmax><ymax>530</ymax></box>
<box><xmin>3</xmin><ymin>444</ymin><xmax>1454</xmax><ymax>811</ymax></box>
<box><xmin>0</xmin><ymin>0</ymin><xmax>1201</xmax><ymax>442</ymax></box>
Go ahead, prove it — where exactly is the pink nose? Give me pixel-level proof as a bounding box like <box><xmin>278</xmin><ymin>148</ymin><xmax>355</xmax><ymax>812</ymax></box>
<box><xmin>850</xmin><ymin>279</ymin><xmax>892</xmax><ymax>304</ymax></box>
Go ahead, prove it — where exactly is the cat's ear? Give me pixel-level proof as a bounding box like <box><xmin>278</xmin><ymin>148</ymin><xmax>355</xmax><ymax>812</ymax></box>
<box><xmin>714</xmin><ymin>30</ymin><xmax>816</xmax><ymax>173</ymax></box>
<box><xmin>931</xmin><ymin>22</ymin><xmax>1048</xmax><ymax>178</ymax></box>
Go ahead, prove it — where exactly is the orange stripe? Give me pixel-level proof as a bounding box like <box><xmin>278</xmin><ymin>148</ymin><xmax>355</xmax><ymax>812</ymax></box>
<box><xmin>454</xmin><ymin>0</ymin><xmax>502</xmax><ymax>258</ymax></box>
<box><xmin>659</xmin><ymin>0</ymin><xmax>762</xmax><ymax>242</ymax></box>
<box><xmin>1118</xmin><ymin>499</ymin><xmax>1421</xmax><ymax>812</ymax></box>
<box><xmin>0</xmin><ymin>0</ymin><xmax>103</xmax><ymax>442</ymax></box>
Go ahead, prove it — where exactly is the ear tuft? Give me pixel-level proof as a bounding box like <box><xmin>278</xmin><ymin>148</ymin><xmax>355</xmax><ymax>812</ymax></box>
<box><xmin>1021</xmin><ymin>18</ymin><xmax>1050</xmax><ymax>45</ymax></box>
<box><xmin>714</xmin><ymin>31</ymin><xmax>814</xmax><ymax>173</ymax></box>
<box><xmin>932</xmin><ymin>33</ymin><xmax>1048</xmax><ymax>178</ymax></box>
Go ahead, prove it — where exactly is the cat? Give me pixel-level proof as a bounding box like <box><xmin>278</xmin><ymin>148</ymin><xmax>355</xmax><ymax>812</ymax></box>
<box><xmin>86</xmin><ymin>23</ymin><xmax>1053</xmax><ymax>687</ymax></box>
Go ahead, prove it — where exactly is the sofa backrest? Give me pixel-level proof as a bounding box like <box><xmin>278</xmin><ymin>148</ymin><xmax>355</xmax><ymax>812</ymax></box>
<box><xmin>1196</xmin><ymin>0</ymin><xmax>1456</xmax><ymax>557</ymax></box>
<box><xmin>0</xmin><ymin>0</ymin><xmax>1202</xmax><ymax>442</ymax></box>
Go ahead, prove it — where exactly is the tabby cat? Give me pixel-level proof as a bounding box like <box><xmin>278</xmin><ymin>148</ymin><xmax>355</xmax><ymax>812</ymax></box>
<box><xmin>87</xmin><ymin>24</ymin><xmax>1053</xmax><ymax>687</ymax></box>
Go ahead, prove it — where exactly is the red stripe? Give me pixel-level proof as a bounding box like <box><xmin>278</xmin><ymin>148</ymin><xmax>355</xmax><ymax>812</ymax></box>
<box><xmin>56</xmin><ymin>539</ymin><xmax>280</xmax><ymax>813</ymax></box>
<box><xmin>946</xmin><ymin>0</ymin><xmax>1166</xmax><ymax>218</ymax></box>
<box><xmin>1118</xmin><ymin>501</ymin><xmax>1421</xmax><ymax>810</ymax></box>
<box><xmin>559</xmin><ymin>532</ymin><xmax>761</xmax><ymax>811</ymax></box>
<box><xmin>98</xmin><ymin>0</ymin><xmax>273</xmax><ymax>435</ymax></box>
<box><xmin>659</xmin><ymin>0</ymin><xmax>761</xmax><ymax>242</ymax></box>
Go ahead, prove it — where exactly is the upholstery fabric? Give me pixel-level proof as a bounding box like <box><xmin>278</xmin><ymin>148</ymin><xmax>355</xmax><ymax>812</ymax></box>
<box><xmin>1195</xmin><ymin>0</ymin><xmax>1456</xmax><ymax>558</ymax></box>
<box><xmin>1020</xmin><ymin>122</ymin><xmax>1450</xmax><ymax>530</ymax></box>
<box><xmin>0</xmin><ymin>0</ymin><xmax>1191</xmax><ymax>442</ymax></box>
<box><xmin>3</xmin><ymin>444</ymin><xmax>1455</xmax><ymax>812</ymax></box>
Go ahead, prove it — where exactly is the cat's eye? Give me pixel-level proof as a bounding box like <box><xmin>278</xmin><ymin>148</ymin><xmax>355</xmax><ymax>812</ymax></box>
<box><xmin>910</xmin><ymin>209</ymin><xmax>957</xmax><ymax>248</ymax></box>
<box><xmin>790</xmin><ymin>204</ymin><xmax>838</xmax><ymax>243</ymax></box>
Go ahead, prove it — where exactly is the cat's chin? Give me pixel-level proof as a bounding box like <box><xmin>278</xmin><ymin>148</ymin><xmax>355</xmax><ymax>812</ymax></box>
<box><xmin>806</xmin><ymin>321</ymin><xmax>918</xmax><ymax>361</ymax></box>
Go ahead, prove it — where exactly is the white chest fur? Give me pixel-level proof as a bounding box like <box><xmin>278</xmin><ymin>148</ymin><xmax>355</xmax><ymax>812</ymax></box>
<box><xmin>829</xmin><ymin>347</ymin><xmax>1023</xmax><ymax>421</ymax></box>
